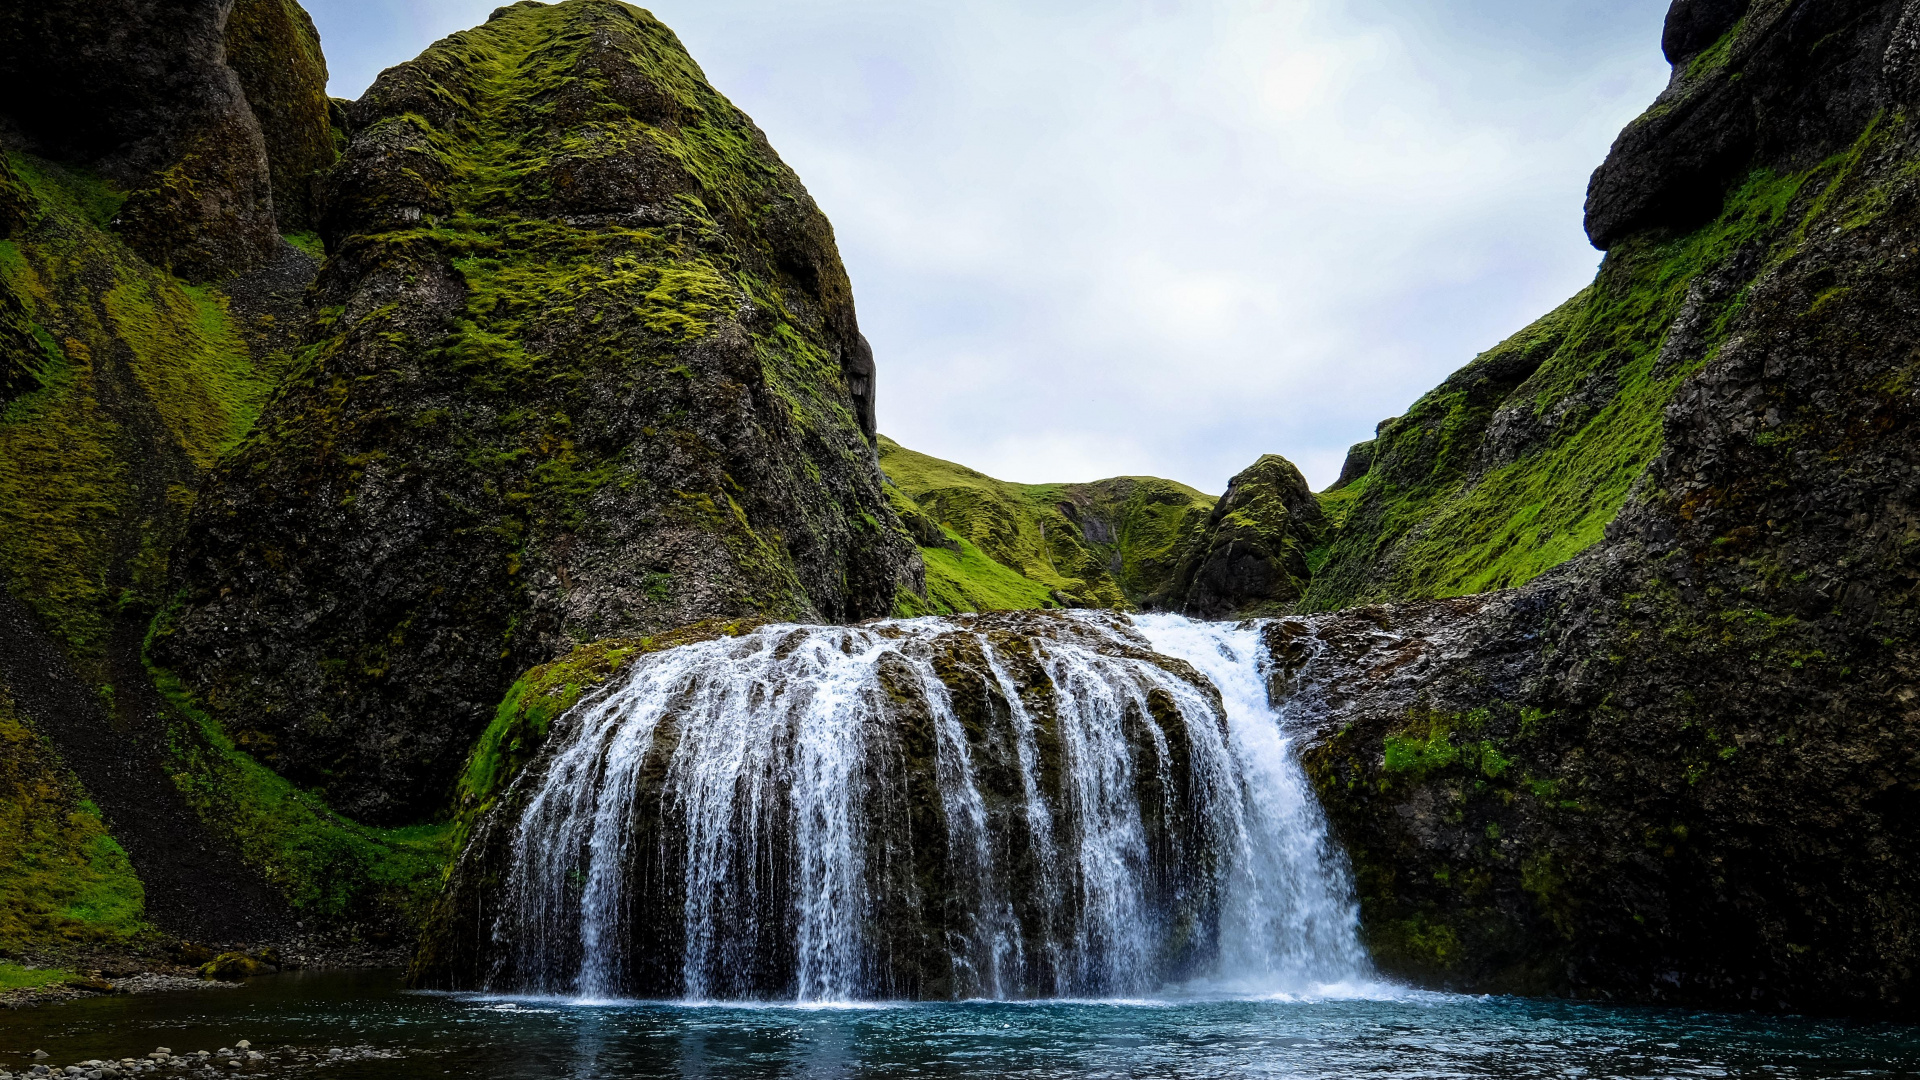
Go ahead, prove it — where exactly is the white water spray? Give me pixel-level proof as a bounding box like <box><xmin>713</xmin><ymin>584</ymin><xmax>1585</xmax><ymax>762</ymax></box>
<box><xmin>487</xmin><ymin>613</ymin><xmax>1369</xmax><ymax>1001</ymax></box>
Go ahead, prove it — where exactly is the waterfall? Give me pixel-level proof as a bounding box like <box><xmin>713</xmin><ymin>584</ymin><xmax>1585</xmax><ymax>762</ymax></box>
<box><xmin>480</xmin><ymin>612</ymin><xmax>1369</xmax><ymax>1002</ymax></box>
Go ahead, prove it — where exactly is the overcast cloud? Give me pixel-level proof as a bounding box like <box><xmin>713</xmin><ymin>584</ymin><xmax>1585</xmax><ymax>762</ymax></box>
<box><xmin>306</xmin><ymin>0</ymin><xmax>1674</xmax><ymax>492</ymax></box>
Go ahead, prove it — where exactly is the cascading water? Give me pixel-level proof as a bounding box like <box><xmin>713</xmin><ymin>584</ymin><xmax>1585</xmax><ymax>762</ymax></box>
<box><xmin>472</xmin><ymin>611</ymin><xmax>1370</xmax><ymax>1002</ymax></box>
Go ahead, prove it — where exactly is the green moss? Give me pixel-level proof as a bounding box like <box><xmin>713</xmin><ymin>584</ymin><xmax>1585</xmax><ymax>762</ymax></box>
<box><xmin>906</xmin><ymin>527</ymin><xmax>1062</xmax><ymax>615</ymax></box>
<box><xmin>0</xmin><ymin>683</ymin><xmax>147</xmax><ymax>949</ymax></box>
<box><xmin>1307</xmin><ymin>120</ymin><xmax>1899</xmax><ymax>610</ymax></box>
<box><xmin>1383</xmin><ymin>723</ymin><xmax>1461</xmax><ymax>777</ymax></box>
<box><xmin>0</xmin><ymin>153</ymin><xmax>276</xmax><ymax>665</ymax></box>
<box><xmin>282</xmin><ymin>231</ymin><xmax>324</xmax><ymax>258</ymax></box>
<box><xmin>0</xmin><ymin>963</ymin><xmax>77</xmax><ymax>991</ymax></box>
<box><xmin>879</xmin><ymin>435</ymin><xmax>1215</xmax><ymax>611</ymax></box>
<box><xmin>1377</xmin><ymin>913</ymin><xmax>1462</xmax><ymax>971</ymax></box>
<box><xmin>149</xmin><ymin>665</ymin><xmax>452</xmax><ymax>926</ymax></box>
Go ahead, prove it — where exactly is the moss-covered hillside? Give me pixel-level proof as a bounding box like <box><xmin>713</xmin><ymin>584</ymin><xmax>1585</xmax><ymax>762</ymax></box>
<box><xmin>0</xmin><ymin>683</ymin><xmax>144</xmax><ymax>952</ymax></box>
<box><xmin>1301</xmin><ymin>154</ymin><xmax>1824</xmax><ymax>610</ymax></box>
<box><xmin>152</xmin><ymin>0</ymin><xmax>922</xmax><ymax>826</ymax></box>
<box><xmin>880</xmin><ymin>435</ymin><xmax>1217</xmax><ymax>613</ymax></box>
<box><xmin>0</xmin><ymin>0</ymin><xmax>431</xmax><ymax>953</ymax></box>
<box><xmin>1297</xmin><ymin>0</ymin><xmax>1920</xmax><ymax>1016</ymax></box>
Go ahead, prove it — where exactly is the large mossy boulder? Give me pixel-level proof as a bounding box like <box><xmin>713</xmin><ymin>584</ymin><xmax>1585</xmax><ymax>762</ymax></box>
<box><xmin>152</xmin><ymin>0</ymin><xmax>923</xmax><ymax>824</ymax></box>
<box><xmin>1155</xmin><ymin>454</ymin><xmax>1324</xmax><ymax>619</ymax></box>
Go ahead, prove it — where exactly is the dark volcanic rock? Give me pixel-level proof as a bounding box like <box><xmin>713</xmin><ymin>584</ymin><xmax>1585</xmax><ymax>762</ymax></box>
<box><xmin>1301</xmin><ymin>4</ymin><xmax>1920</xmax><ymax>1013</ymax></box>
<box><xmin>152</xmin><ymin>0</ymin><xmax>923</xmax><ymax>825</ymax></box>
<box><xmin>1155</xmin><ymin>455</ymin><xmax>1325</xmax><ymax>619</ymax></box>
<box><xmin>1663</xmin><ymin>0</ymin><xmax>1750</xmax><ymax>64</ymax></box>
<box><xmin>0</xmin><ymin>0</ymin><xmax>280</xmax><ymax>279</ymax></box>
<box><xmin>1586</xmin><ymin>0</ymin><xmax>1908</xmax><ymax>249</ymax></box>
<box><xmin>224</xmin><ymin>0</ymin><xmax>339</xmax><ymax>232</ymax></box>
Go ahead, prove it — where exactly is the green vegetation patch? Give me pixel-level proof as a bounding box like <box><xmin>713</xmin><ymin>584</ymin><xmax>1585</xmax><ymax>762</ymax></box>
<box><xmin>0</xmin><ymin>683</ymin><xmax>146</xmax><ymax>949</ymax></box>
<box><xmin>0</xmin><ymin>153</ymin><xmax>275</xmax><ymax>665</ymax></box>
<box><xmin>879</xmin><ymin>436</ymin><xmax>1215</xmax><ymax>612</ymax></box>
<box><xmin>150</xmin><ymin>665</ymin><xmax>451</xmax><ymax>928</ymax></box>
<box><xmin>0</xmin><ymin>962</ymin><xmax>78</xmax><ymax>991</ymax></box>
<box><xmin>1305</xmin><ymin>119</ymin><xmax>1897</xmax><ymax>610</ymax></box>
<box><xmin>898</xmin><ymin>526</ymin><xmax>1061</xmax><ymax>616</ymax></box>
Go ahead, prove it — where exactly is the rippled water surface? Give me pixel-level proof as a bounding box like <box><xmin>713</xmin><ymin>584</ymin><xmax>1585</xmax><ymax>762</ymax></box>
<box><xmin>5</xmin><ymin>972</ymin><xmax>1920</xmax><ymax>1079</ymax></box>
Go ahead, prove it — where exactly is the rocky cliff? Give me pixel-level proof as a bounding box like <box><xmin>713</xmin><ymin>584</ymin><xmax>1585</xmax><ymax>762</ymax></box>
<box><xmin>0</xmin><ymin>0</ymin><xmax>345</xmax><ymax>949</ymax></box>
<box><xmin>0</xmin><ymin>0</ymin><xmax>920</xmax><ymax>962</ymax></box>
<box><xmin>1295</xmin><ymin>0</ymin><xmax>1920</xmax><ymax>1018</ymax></box>
<box><xmin>149</xmin><ymin>0</ymin><xmax>922</xmax><ymax>826</ymax></box>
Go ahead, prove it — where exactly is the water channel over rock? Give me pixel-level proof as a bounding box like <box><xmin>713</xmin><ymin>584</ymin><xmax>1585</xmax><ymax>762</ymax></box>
<box><xmin>440</xmin><ymin>612</ymin><xmax>1369</xmax><ymax>1002</ymax></box>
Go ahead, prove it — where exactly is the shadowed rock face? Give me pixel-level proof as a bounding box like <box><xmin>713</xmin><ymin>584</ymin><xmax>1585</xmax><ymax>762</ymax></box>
<box><xmin>0</xmin><ymin>0</ymin><xmax>280</xmax><ymax>279</ymax></box>
<box><xmin>1663</xmin><ymin>0</ymin><xmax>1750</xmax><ymax>64</ymax></box>
<box><xmin>224</xmin><ymin>0</ymin><xmax>338</xmax><ymax>232</ymax></box>
<box><xmin>1302</xmin><ymin>0</ymin><xmax>1920</xmax><ymax>1017</ymax></box>
<box><xmin>152</xmin><ymin>0</ymin><xmax>923</xmax><ymax>825</ymax></box>
<box><xmin>0</xmin><ymin>0</ymin><xmax>336</xmax><ymax>275</ymax></box>
<box><xmin>1585</xmin><ymin>0</ymin><xmax>1906</xmax><ymax>250</ymax></box>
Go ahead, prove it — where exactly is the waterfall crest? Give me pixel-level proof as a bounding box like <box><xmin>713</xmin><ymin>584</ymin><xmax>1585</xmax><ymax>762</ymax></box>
<box><xmin>466</xmin><ymin>611</ymin><xmax>1368</xmax><ymax>1002</ymax></box>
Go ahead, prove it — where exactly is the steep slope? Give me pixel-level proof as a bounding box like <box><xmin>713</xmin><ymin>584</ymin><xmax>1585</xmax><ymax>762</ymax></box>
<box><xmin>152</xmin><ymin>0</ymin><xmax>923</xmax><ymax>825</ymax></box>
<box><xmin>0</xmin><ymin>0</ymin><xmax>414</xmax><ymax>948</ymax></box>
<box><xmin>0</xmin><ymin>148</ymin><xmax>300</xmax><ymax>943</ymax></box>
<box><xmin>1299</xmin><ymin>0</ymin><xmax>1920</xmax><ymax>1017</ymax></box>
<box><xmin>880</xmin><ymin>435</ymin><xmax>1218</xmax><ymax>612</ymax></box>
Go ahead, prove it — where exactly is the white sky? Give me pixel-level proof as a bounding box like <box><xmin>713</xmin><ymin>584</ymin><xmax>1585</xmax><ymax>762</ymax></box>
<box><xmin>306</xmin><ymin>0</ymin><xmax>1674</xmax><ymax>492</ymax></box>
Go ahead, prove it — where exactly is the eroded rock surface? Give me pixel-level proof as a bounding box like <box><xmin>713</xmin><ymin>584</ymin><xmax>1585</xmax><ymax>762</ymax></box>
<box><xmin>152</xmin><ymin>0</ymin><xmax>922</xmax><ymax>824</ymax></box>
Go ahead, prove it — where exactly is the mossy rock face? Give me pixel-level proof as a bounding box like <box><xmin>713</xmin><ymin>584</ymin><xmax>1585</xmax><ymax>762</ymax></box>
<box><xmin>1155</xmin><ymin>454</ymin><xmax>1324</xmax><ymax>619</ymax></box>
<box><xmin>0</xmin><ymin>0</ymin><xmax>280</xmax><ymax>280</ymax></box>
<box><xmin>154</xmin><ymin>0</ymin><xmax>922</xmax><ymax>825</ymax></box>
<box><xmin>1295</xmin><ymin>3</ymin><xmax>1920</xmax><ymax>1014</ymax></box>
<box><xmin>880</xmin><ymin>436</ymin><xmax>1217</xmax><ymax>614</ymax></box>
<box><xmin>224</xmin><ymin>0</ymin><xmax>338</xmax><ymax>232</ymax></box>
<box><xmin>1301</xmin><ymin>0</ymin><xmax>1920</xmax><ymax>612</ymax></box>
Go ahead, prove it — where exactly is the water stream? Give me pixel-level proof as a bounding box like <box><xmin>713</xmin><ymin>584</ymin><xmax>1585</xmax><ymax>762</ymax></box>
<box><xmin>480</xmin><ymin>613</ymin><xmax>1370</xmax><ymax>1002</ymax></box>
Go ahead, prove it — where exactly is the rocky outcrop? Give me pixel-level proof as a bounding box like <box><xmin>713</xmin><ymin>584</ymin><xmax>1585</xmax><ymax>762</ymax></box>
<box><xmin>0</xmin><ymin>0</ymin><xmax>280</xmax><ymax>279</ymax></box>
<box><xmin>1586</xmin><ymin>0</ymin><xmax>1909</xmax><ymax>249</ymax></box>
<box><xmin>1298</xmin><ymin>0</ymin><xmax>1920</xmax><ymax>1016</ymax></box>
<box><xmin>152</xmin><ymin>0</ymin><xmax>923</xmax><ymax>825</ymax></box>
<box><xmin>224</xmin><ymin>0</ymin><xmax>338</xmax><ymax>232</ymax></box>
<box><xmin>1155</xmin><ymin>455</ymin><xmax>1324</xmax><ymax>619</ymax></box>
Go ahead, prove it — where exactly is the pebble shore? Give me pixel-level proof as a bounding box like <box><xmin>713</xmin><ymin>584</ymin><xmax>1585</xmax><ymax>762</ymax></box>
<box><xmin>1</xmin><ymin>1042</ymin><xmax>404</xmax><ymax>1079</ymax></box>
